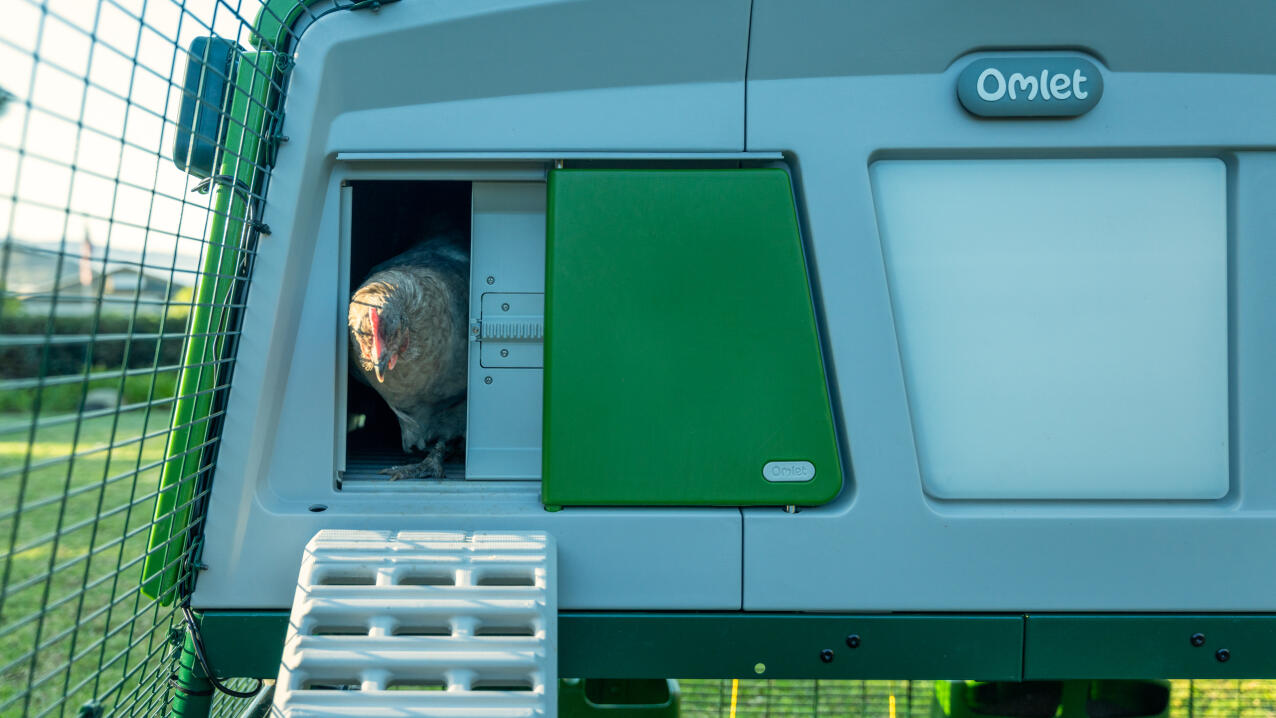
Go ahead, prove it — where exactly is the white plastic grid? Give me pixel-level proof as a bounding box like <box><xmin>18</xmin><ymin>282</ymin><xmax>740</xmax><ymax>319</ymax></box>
<box><xmin>273</xmin><ymin>530</ymin><xmax>556</xmax><ymax>717</ymax></box>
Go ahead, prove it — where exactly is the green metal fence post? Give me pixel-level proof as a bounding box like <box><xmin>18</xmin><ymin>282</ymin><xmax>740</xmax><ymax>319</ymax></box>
<box><xmin>170</xmin><ymin>629</ymin><xmax>214</xmax><ymax>718</ymax></box>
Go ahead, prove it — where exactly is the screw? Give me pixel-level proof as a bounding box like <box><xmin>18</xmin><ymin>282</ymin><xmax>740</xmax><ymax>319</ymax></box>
<box><xmin>1191</xmin><ymin>633</ymin><xmax>1206</xmax><ymax>647</ymax></box>
<box><xmin>753</xmin><ymin>663</ymin><xmax>766</xmax><ymax>675</ymax></box>
<box><xmin>1216</xmin><ymin>648</ymin><xmax>1230</xmax><ymax>663</ymax></box>
<box><xmin>486</xmin><ymin>276</ymin><xmax>495</xmax><ymax>285</ymax></box>
<box><xmin>820</xmin><ymin>649</ymin><xmax>834</xmax><ymax>663</ymax></box>
<box><xmin>500</xmin><ymin>349</ymin><xmax>509</xmax><ymax>357</ymax></box>
<box><xmin>501</xmin><ymin>303</ymin><xmax>510</xmax><ymax>312</ymax></box>
<box><xmin>846</xmin><ymin>634</ymin><xmax>861</xmax><ymax>649</ymax></box>
<box><xmin>484</xmin><ymin>376</ymin><xmax>493</xmax><ymax>385</ymax></box>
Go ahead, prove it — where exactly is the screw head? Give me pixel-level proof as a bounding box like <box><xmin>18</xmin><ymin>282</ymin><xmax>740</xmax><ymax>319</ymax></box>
<box><xmin>1216</xmin><ymin>648</ymin><xmax>1231</xmax><ymax>663</ymax></box>
<box><xmin>846</xmin><ymin>634</ymin><xmax>861</xmax><ymax>649</ymax></box>
<box><xmin>483</xmin><ymin>376</ymin><xmax>493</xmax><ymax>385</ymax></box>
<box><xmin>1191</xmin><ymin>633</ymin><xmax>1206</xmax><ymax>647</ymax></box>
<box><xmin>501</xmin><ymin>303</ymin><xmax>510</xmax><ymax>312</ymax></box>
<box><xmin>753</xmin><ymin>663</ymin><xmax>766</xmax><ymax>675</ymax></box>
<box><xmin>500</xmin><ymin>348</ymin><xmax>509</xmax><ymax>357</ymax></box>
<box><xmin>819</xmin><ymin>648</ymin><xmax>834</xmax><ymax>663</ymax></box>
<box><xmin>486</xmin><ymin>276</ymin><xmax>495</xmax><ymax>285</ymax></box>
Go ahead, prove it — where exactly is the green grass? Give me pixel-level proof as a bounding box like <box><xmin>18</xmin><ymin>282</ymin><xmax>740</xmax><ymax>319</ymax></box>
<box><xmin>0</xmin><ymin>407</ymin><xmax>180</xmax><ymax>718</ymax></box>
<box><xmin>0</xmin><ymin>371</ymin><xmax>178</xmax><ymax>415</ymax></box>
<box><xmin>673</xmin><ymin>679</ymin><xmax>1276</xmax><ymax>717</ymax></box>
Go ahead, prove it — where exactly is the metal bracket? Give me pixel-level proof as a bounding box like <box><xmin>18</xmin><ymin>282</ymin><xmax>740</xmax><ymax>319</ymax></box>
<box><xmin>474</xmin><ymin>293</ymin><xmax>544</xmax><ymax>368</ymax></box>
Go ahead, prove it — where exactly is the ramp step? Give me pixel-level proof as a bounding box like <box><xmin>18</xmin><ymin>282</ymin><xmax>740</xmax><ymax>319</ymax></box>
<box><xmin>273</xmin><ymin>530</ymin><xmax>556</xmax><ymax>717</ymax></box>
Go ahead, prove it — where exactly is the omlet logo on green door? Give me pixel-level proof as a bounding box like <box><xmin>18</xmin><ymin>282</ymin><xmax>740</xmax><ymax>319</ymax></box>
<box><xmin>957</xmin><ymin>56</ymin><xmax>1103</xmax><ymax>117</ymax></box>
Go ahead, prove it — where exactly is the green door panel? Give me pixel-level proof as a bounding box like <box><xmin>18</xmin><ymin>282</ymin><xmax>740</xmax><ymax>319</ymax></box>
<box><xmin>543</xmin><ymin>169</ymin><xmax>842</xmax><ymax>506</ymax></box>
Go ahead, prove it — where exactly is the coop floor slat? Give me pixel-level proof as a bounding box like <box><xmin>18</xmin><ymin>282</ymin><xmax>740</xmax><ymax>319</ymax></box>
<box><xmin>274</xmin><ymin>529</ymin><xmax>556</xmax><ymax>717</ymax></box>
<box><xmin>343</xmin><ymin>449</ymin><xmax>466</xmax><ymax>481</ymax></box>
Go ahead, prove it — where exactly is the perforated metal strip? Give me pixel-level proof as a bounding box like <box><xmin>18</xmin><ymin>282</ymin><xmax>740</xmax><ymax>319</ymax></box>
<box><xmin>273</xmin><ymin>529</ymin><xmax>556</xmax><ymax>717</ymax></box>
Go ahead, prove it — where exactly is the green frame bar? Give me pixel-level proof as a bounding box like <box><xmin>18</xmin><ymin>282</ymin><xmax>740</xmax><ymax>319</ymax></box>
<box><xmin>1024</xmin><ymin>615</ymin><xmax>1276</xmax><ymax>679</ymax></box>
<box><xmin>197</xmin><ymin>612</ymin><xmax>1276</xmax><ymax>682</ymax></box>
<box><xmin>198</xmin><ymin>612</ymin><xmax>1022</xmax><ymax>681</ymax></box>
<box><xmin>141</xmin><ymin>51</ymin><xmax>280</xmax><ymax>602</ymax></box>
<box><xmin>253</xmin><ymin>0</ymin><xmax>325</xmax><ymax>50</ymax></box>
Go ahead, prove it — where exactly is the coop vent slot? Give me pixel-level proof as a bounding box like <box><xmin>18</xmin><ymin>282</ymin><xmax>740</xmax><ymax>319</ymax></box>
<box><xmin>392</xmin><ymin>624</ymin><xmax>452</xmax><ymax>637</ymax></box>
<box><xmin>311</xmin><ymin>625</ymin><xmax>368</xmax><ymax>636</ymax></box>
<box><xmin>387</xmin><ymin>680</ymin><xmax>447</xmax><ymax>691</ymax></box>
<box><xmin>475</xmin><ymin>572</ymin><xmax>536</xmax><ymax>587</ymax></box>
<box><xmin>397</xmin><ymin>572</ymin><xmax>456</xmax><ymax>586</ymax></box>
<box><xmin>317</xmin><ymin>572</ymin><xmax>375</xmax><ymax>586</ymax></box>
<box><xmin>475</xmin><ymin>622</ymin><xmax>536</xmax><ymax>637</ymax></box>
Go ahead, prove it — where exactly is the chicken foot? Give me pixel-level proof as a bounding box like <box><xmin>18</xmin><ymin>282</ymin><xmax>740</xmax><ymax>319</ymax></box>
<box><xmin>382</xmin><ymin>439</ymin><xmax>450</xmax><ymax>480</ymax></box>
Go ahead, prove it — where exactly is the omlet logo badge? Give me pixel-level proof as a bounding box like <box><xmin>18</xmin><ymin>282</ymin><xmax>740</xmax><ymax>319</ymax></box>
<box><xmin>763</xmin><ymin>461</ymin><xmax>816</xmax><ymax>483</ymax></box>
<box><xmin>957</xmin><ymin>56</ymin><xmax>1103</xmax><ymax>118</ymax></box>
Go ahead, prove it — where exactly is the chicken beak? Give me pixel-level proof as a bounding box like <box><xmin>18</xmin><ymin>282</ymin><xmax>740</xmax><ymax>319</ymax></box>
<box><xmin>369</xmin><ymin>306</ymin><xmax>389</xmax><ymax>383</ymax></box>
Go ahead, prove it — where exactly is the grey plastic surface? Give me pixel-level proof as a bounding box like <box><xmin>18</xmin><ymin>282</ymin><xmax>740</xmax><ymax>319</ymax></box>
<box><xmin>194</xmin><ymin>0</ymin><xmax>749</xmax><ymax>611</ymax></box>
<box><xmin>742</xmin><ymin>42</ymin><xmax>1276</xmax><ymax>610</ymax></box>
<box><xmin>748</xmin><ymin>0</ymin><xmax>1276</xmax><ymax>78</ymax></box>
<box><xmin>194</xmin><ymin>0</ymin><xmax>1276</xmax><ymax>615</ymax></box>
<box><xmin>467</xmin><ymin>182</ymin><xmax>545</xmax><ymax>480</ymax></box>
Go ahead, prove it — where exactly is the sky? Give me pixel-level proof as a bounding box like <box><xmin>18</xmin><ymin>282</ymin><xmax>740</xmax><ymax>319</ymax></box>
<box><xmin>0</xmin><ymin>0</ymin><xmax>266</xmax><ymax>278</ymax></box>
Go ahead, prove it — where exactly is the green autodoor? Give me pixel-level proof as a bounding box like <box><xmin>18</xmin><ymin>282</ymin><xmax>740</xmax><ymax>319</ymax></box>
<box><xmin>543</xmin><ymin>169</ymin><xmax>843</xmax><ymax>506</ymax></box>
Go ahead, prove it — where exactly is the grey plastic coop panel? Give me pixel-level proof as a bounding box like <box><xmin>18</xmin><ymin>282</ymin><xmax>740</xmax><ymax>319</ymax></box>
<box><xmin>194</xmin><ymin>0</ymin><xmax>750</xmax><ymax>611</ymax></box>
<box><xmin>467</xmin><ymin>182</ymin><xmax>545</xmax><ymax>480</ymax></box>
<box><xmin>742</xmin><ymin>1</ymin><xmax>1276</xmax><ymax>612</ymax></box>
<box><xmin>195</xmin><ymin>0</ymin><xmax>1276</xmax><ymax>615</ymax></box>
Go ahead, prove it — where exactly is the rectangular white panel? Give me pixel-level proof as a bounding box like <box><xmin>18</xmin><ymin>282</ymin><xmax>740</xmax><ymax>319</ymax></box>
<box><xmin>871</xmin><ymin>158</ymin><xmax>1228</xmax><ymax>499</ymax></box>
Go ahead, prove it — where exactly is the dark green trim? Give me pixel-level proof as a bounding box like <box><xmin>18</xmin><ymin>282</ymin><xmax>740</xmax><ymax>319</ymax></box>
<box><xmin>558</xmin><ymin>613</ymin><xmax>1022</xmax><ymax>680</ymax></box>
<box><xmin>197</xmin><ymin>611</ymin><xmax>1019</xmax><ymax>680</ymax></box>
<box><xmin>252</xmin><ymin>0</ymin><xmax>322</xmax><ymax>51</ymax></box>
<box><xmin>198</xmin><ymin>611</ymin><xmax>291</xmax><ymax>680</ymax></box>
<box><xmin>196</xmin><ymin>611</ymin><xmax>1276</xmax><ymax>681</ymax></box>
<box><xmin>252</xmin><ymin>0</ymin><xmax>402</xmax><ymax>51</ymax></box>
<box><xmin>1024</xmin><ymin>615</ymin><xmax>1276</xmax><ymax>679</ymax></box>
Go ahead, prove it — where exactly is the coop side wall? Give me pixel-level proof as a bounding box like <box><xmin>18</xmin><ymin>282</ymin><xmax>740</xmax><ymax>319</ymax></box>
<box><xmin>194</xmin><ymin>0</ymin><xmax>752</xmax><ymax>610</ymax></box>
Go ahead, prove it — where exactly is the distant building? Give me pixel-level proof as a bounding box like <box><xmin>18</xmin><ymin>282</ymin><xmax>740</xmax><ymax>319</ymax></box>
<box><xmin>3</xmin><ymin>238</ymin><xmax>196</xmax><ymax>316</ymax></box>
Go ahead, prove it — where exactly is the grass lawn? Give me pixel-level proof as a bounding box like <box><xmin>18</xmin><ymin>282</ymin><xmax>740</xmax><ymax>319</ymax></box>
<box><xmin>0</xmin><ymin>408</ymin><xmax>180</xmax><ymax>718</ymax></box>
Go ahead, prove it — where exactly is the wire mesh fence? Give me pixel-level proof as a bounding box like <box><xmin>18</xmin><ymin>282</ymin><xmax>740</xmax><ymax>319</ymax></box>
<box><xmin>673</xmin><ymin>680</ymin><xmax>1276</xmax><ymax>718</ymax></box>
<box><xmin>0</xmin><ymin>0</ymin><xmax>297</xmax><ymax>714</ymax></box>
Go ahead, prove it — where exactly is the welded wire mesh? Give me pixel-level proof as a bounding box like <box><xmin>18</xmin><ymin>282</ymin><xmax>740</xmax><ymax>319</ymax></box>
<box><xmin>675</xmin><ymin>680</ymin><xmax>1276</xmax><ymax>718</ymax></box>
<box><xmin>0</xmin><ymin>0</ymin><xmax>314</xmax><ymax>714</ymax></box>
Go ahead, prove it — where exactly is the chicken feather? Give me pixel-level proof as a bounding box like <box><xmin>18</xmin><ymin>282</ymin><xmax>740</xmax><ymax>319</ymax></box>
<box><xmin>348</xmin><ymin>234</ymin><xmax>469</xmax><ymax>479</ymax></box>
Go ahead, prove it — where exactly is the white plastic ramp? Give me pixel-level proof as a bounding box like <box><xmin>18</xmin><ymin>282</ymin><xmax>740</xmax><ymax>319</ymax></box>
<box><xmin>272</xmin><ymin>529</ymin><xmax>556</xmax><ymax>717</ymax></box>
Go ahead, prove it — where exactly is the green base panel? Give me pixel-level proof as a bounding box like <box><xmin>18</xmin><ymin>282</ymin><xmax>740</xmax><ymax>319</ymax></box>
<box><xmin>544</xmin><ymin>169</ymin><xmax>842</xmax><ymax>507</ymax></box>
<box><xmin>1024</xmin><ymin>615</ymin><xmax>1276</xmax><ymax>679</ymax></box>
<box><xmin>197</xmin><ymin>612</ymin><xmax>1276</xmax><ymax>682</ymax></box>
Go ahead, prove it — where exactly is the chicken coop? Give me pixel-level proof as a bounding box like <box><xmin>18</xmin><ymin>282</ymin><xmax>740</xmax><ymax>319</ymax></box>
<box><xmin>3</xmin><ymin>0</ymin><xmax>1276</xmax><ymax>716</ymax></box>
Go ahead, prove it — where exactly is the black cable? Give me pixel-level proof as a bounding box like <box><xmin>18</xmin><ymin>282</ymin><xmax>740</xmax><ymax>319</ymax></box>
<box><xmin>179</xmin><ymin>605</ymin><xmax>264</xmax><ymax>699</ymax></box>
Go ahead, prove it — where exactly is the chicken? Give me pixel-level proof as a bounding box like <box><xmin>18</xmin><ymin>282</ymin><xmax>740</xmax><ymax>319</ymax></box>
<box><xmin>348</xmin><ymin>235</ymin><xmax>469</xmax><ymax>479</ymax></box>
